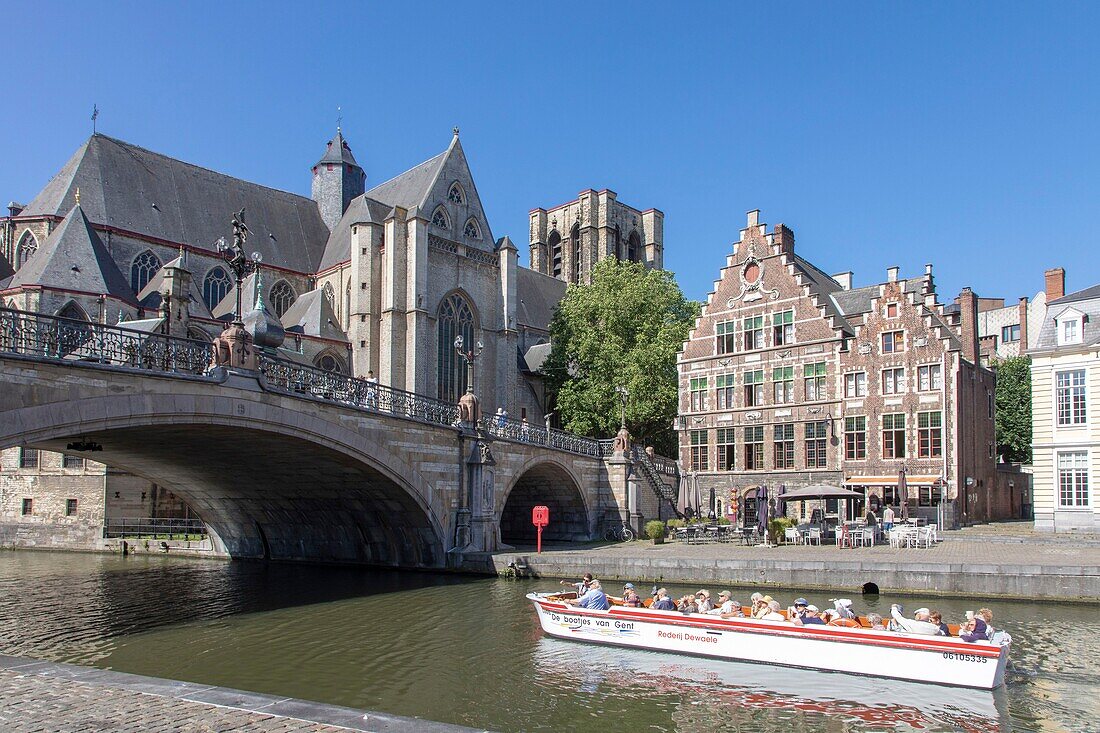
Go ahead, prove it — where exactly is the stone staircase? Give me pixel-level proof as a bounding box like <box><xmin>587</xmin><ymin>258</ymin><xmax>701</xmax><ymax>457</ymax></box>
<box><xmin>946</xmin><ymin>520</ymin><xmax>1100</xmax><ymax>546</ymax></box>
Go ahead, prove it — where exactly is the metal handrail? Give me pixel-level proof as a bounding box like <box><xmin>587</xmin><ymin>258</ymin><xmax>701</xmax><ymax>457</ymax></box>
<box><xmin>103</xmin><ymin>517</ymin><xmax>207</xmax><ymax>539</ymax></box>
<box><xmin>479</xmin><ymin>414</ymin><xmax>602</xmax><ymax>457</ymax></box>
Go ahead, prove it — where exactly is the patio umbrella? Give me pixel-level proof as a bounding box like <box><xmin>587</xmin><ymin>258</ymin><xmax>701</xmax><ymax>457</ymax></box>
<box><xmin>757</xmin><ymin>485</ymin><xmax>770</xmax><ymax>535</ymax></box>
<box><xmin>898</xmin><ymin>467</ymin><xmax>910</xmax><ymax>522</ymax></box>
<box><xmin>775</xmin><ymin>484</ymin><xmax>787</xmax><ymax>520</ymax></box>
<box><xmin>676</xmin><ymin>473</ymin><xmax>691</xmax><ymax>517</ymax></box>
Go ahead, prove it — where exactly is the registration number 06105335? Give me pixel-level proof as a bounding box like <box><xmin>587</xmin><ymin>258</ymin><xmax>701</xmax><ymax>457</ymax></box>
<box><xmin>943</xmin><ymin>651</ymin><xmax>988</xmax><ymax>663</ymax></box>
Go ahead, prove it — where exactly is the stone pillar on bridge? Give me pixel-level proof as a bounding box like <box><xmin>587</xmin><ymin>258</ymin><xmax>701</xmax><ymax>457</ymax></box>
<box><xmin>605</xmin><ymin>453</ymin><xmax>633</xmax><ymax>529</ymax></box>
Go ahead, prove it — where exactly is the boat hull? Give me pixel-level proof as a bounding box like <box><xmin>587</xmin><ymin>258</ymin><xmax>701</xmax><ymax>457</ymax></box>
<box><xmin>528</xmin><ymin>593</ymin><xmax>1009</xmax><ymax>690</ymax></box>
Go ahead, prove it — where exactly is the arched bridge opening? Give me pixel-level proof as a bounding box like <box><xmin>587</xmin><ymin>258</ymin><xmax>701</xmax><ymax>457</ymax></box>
<box><xmin>500</xmin><ymin>462</ymin><xmax>589</xmax><ymax>544</ymax></box>
<box><xmin>24</xmin><ymin>424</ymin><xmax>445</xmax><ymax>567</ymax></box>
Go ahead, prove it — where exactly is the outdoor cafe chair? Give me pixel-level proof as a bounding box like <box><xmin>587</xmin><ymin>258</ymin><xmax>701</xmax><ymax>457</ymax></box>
<box><xmin>805</xmin><ymin>527</ymin><xmax>822</xmax><ymax>546</ymax></box>
<box><xmin>784</xmin><ymin>527</ymin><xmax>801</xmax><ymax>545</ymax></box>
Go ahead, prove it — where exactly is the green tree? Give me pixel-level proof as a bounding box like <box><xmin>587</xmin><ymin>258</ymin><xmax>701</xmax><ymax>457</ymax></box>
<box><xmin>993</xmin><ymin>355</ymin><xmax>1032</xmax><ymax>463</ymax></box>
<box><xmin>542</xmin><ymin>259</ymin><xmax>699</xmax><ymax>455</ymax></box>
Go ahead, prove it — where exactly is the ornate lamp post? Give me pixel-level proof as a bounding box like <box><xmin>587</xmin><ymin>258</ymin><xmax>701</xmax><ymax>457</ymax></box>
<box><xmin>216</xmin><ymin>208</ymin><xmax>262</xmax><ymax>323</ymax></box>
<box><xmin>615</xmin><ymin>385</ymin><xmax>629</xmax><ymax>429</ymax></box>
<box><xmin>453</xmin><ymin>334</ymin><xmax>484</xmax><ymax>395</ymax></box>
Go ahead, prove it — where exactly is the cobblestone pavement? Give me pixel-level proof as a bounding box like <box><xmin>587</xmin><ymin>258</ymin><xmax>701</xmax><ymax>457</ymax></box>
<box><xmin>0</xmin><ymin>657</ymin><xmax>484</xmax><ymax>733</ymax></box>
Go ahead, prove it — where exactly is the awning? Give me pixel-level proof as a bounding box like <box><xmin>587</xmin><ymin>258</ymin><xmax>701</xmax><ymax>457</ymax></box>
<box><xmin>845</xmin><ymin>475</ymin><xmax>942</xmax><ymax>486</ymax></box>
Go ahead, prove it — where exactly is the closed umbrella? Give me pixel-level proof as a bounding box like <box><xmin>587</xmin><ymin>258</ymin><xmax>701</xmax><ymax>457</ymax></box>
<box><xmin>691</xmin><ymin>475</ymin><xmax>703</xmax><ymax>519</ymax></box>
<box><xmin>757</xmin><ymin>485</ymin><xmax>770</xmax><ymax>537</ymax></box>
<box><xmin>775</xmin><ymin>484</ymin><xmax>787</xmax><ymax>521</ymax></box>
<box><xmin>676</xmin><ymin>472</ymin><xmax>691</xmax><ymax>517</ymax></box>
<box><xmin>898</xmin><ymin>467</ymin><xmax>910</xmax><ymax>522</ymax></box>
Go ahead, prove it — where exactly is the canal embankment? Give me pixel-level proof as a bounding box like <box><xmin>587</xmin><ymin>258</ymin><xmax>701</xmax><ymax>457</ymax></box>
<box><xmin>471</xmin><ymin>534</ymin><xmax>1100</xmax><ymax>603</ymax></box>
<box><xmin>0</xmin><ymin>655</ymin><xmax>488</xmax><ymax>733</ymax></box>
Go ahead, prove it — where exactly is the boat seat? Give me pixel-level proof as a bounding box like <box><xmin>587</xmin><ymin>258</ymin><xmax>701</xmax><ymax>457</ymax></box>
<box><xmin>642</xmin><ymin>598</ymin><xmax>654</xmax><ymax>608</ymax></box>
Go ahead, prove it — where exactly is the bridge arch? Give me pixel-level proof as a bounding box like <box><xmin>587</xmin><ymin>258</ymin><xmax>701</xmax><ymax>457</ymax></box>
<box><xmin>0</xmin><ymin>387</ymin><xmax>448</xmax><ymax>567</ymax></box>
<box><xmin>499</xmin><ymin>457</ymin><xmax>591</xmax><ymax>544</ymax></box>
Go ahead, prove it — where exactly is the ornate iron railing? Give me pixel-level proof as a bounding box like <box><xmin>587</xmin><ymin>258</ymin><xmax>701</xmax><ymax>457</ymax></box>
<box><xmin>479</xmin><ymin>414</ymin><xmax>602</xmax><ymax>457</ymax></box>
<box><xmin>258</xmin><ymin>355</ymin><xmax>460</xmax><ymax>427</ymax></box>
<box><xmin>0</xmin><ymin>308</ymin><xmax>213</xmax><ymax>374</ymax></box>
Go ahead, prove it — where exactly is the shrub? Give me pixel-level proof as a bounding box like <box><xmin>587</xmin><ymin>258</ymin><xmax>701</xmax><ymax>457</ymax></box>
<box><xmin>645</xmin><ymin>520</ymin><xmax>666</xmax><ymax>540</ymax></box>
<box><xmin>768</xmin><ymin>517</ymin><xmax>796</xmax><ymax>544</ymax></box>
<box><xmin>666</xmin><ymin>518</ymin><xmax>685</xmax><ymax>530</ymax></box>
<box><xmin>717</xmin><ymin>516</ymin><xmax>731</xmax><ymax>526</ymax></box>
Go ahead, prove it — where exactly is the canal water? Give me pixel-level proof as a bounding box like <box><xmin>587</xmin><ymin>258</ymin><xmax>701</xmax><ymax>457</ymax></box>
<box><xmin>0</xmin><ymin>552</ymin><xmax>1095</xmax><ymax>733</ymax></box>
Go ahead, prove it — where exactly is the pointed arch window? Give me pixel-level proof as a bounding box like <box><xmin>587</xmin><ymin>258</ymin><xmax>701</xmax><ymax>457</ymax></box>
<box><xmin>464</xmin><ymin>218</ymin><xmax>482</xmax><ymax>240</ymax></box>
<box><xmin>548</xmin><ymin>230</ymin><xmax>562</xmax><ymax>278</ymax></box>
<box><xmin>269</xmin><ymin>279</ymin><xmax>296</xmax><ymax>318</ymax></box>
<box><xmin>187</xmin><ymin>327</ymin><xmax>212</xmax><ymax>342</ymax></box>
<box><xmin>437</xmin><ymin>293</ymin><xmax>475</xmax><ymax>403</ymax></box>
<box><xmin>130</xmin><ymin>250</ymin><xmax>162</xmax><ymax>294</ymax></box>
<box><xmin>571</xmin><ymin>223</ymin><xmax>581</xmax><ymax>282</ymax></box>
<box><xmin>431</xmin><ymin>206</ymin><xmax>450</xmax><ymax>229</ymax></box>
<box><xmin>56</xmin><ymin>301</ymin><xmax>92</xmax><ymax>355</ymax></box>
<box><xmin>202</xmin><ymin>267</ymin><xmax>232</xmax><ymax>311</ymax></box>
<box><xmin>15</xmin><ymin>231</ymin><xmax>37</xmax><ymax>269</ymax></box>
<box><xmin>628</xmin><ymin>231</ymin><xmax>641</xmax><ymax>263</ymax></box>
<box><xmin>448</xmin><ymin>183</ymin><xmax>465</xmax><ymax>205</ymax></box>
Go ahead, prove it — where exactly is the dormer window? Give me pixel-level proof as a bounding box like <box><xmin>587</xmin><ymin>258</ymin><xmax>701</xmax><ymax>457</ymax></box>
<box><xmin>1056</xmin><ymin>308</ymin><xmax>1085</xmax><ymax>346</ymax></box>
<box><xmin>448</xmin><ymin>183</ymin><xmax>464</xmax><ymax>205</ymax></box>
<box><xmin>431</xmin><ymin>206</ymin><xmax>450</xmax><ymax>229</ymax></box>
<box><xmin>464</xmin><ymin>218</ymin><xmax>481</xmax><ymax>240</ymax></box>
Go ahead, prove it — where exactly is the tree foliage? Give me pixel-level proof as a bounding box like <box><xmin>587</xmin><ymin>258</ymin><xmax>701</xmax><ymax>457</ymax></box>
<box><xmin>993</xmin><ymin>355</ymin><xmax>1032</xmax><ymax>463</ymax></box>
<box><xmin>542</xmin><ymin>259</ymin><xmax>699</xmax><ymax>455</ymax></box>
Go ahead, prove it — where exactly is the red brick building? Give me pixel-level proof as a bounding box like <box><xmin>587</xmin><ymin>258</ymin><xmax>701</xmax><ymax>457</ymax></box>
<box><xmin>677</xmin><ymin>210</ymin><xmax>1014</xmax><ymax>529</ymax></box>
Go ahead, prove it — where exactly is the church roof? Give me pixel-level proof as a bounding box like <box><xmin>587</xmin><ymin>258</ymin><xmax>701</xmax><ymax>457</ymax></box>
<box><xmin>314</xmin><ymin>130</ymin><xmax>360</xmax><ymax>168</ymax></box>
<box><xmin>134</xmin><ymin>254</ymin><xmax>215</xmax><ymax>319</ymax></box>
<box><xmin>316</xmin><ymin>195</ymin><xmax>391</xmax><ymax>272</ymax></box>
<box><xmin>280</xmin><ymin>287</ymin><xmax>348</xmax><ymax>341</ymax></box>
<box><xmin>5</xmin><ymin>205</ymin><xmax>136</xmax><ymax>303</ymax></box>
<box><xmin>364</xmin><ymin>149</ymin><xmax>449</xmax><ymax>212</ymax></box>
<box><xmin>516</xmin><ymin>267</ymin><xmax>566</xmax><ymax>331</ymax></box>
<box><xmin>18</xmin><ymin>135</ymin><xmax>330</xmax><ymax>273</ymax></box>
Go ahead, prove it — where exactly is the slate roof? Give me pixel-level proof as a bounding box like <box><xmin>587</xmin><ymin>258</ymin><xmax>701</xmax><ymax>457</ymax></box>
<box><xmin>317</xmin><ymin>195</ymin><xmax>392</xmax><ymax>272</ymax></box>
<box><xmin>280</xmin><ymin>287</ymin><xmax>348</xmax><ymax>341</ymax></box>
<box><xmin>364</xmin><ymin>150</ymin><xmax>449</xmax><ymax>212</ymax></box>
<box><xmin>5</xmin><ymin>205</ymin><xmax>136</xmax><ymax>303</ymax></box>
<box><xmin>314</xmin><ymin>130</ymin><xmax>360</xmax><ymax>167</ymax></box>
<box><xmin>523</xmin><ymin>342</ymin><xmax>553</xmax><ymax>373</ymax></box>
<box><xmin>1034</xmin><ymin>286</ymin><xmax>1100</xmax><ymax>349</ymax></box>
<box><xmin>831</xmin><ymin>279</ymin><xmax>923</xmax><ymax>316</ymax></box>
<box><xmin>516</xmin><ymin>267</ymin><xmax>566</xmax><ymax>331</ymax></box>
<box><xmin>18</xmin><ymin>135</ymin><xmax>330</xmax><ymax>273</ymax></box>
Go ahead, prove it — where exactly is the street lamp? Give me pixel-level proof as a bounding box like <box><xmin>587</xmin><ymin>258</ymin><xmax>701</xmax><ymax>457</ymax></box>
<box><xmin>216</xmin><ymin>208</ymin><xmax>262</xmax><ymax>323</ymax></box>
<box><xmin>453</xmin><ymin>334</ymin><xmax>484</xmax><ymax>394</ymax></box>
<box><xmin>615</xmin><ymin>385</ymin><xmax>629</xmax><ymax>429</ymax></box>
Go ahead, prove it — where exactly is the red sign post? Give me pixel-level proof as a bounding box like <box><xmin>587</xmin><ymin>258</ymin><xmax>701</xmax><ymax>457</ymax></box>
<box><xmin>532</xmin><ymin>505</ymin><xmax>549</xmax><ymax>553</ymax></box>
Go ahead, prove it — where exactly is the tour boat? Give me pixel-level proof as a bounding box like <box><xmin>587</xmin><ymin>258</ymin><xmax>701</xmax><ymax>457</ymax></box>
<box><xmin>527</xmin><ymin>591</ymin><xmax>1011</xmax><ymax>690</ymax></box>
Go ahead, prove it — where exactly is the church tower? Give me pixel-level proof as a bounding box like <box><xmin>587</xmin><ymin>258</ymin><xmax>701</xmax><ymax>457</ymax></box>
<box><xmin>311</xmin><ymin>129</ymin><xmax>365</xmax><ymax>231</ymax></box>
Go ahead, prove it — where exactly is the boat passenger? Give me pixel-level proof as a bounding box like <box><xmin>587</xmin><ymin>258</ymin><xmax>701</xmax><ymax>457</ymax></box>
<box><xmin>889</xmin><ymin>604</ymin><xmax>940</xmax><ymax>635</ymax></box>
<box><xmin>829</xmin><ymin>598</ymin><xmax>857</xmax><ymax>620</ymax></box>
<box><xmin>621</xmin><ymin>583</ymin><xmax>642</xmax><ymax>607</ymax></box>
<box><xmin>559</xmin><ymin>573</ymin><xmax>594</xmax><ymax>596</ymax></box>
<box><xmin>824</xmin><ymin>609</ymin><xmax>860</xmax><ymax>628</ymax></box>
<box><xmin>867</xmin><ymin>613</ymin><xmax>886</xmax><ymax>630</ymax></box>
<box><xmin>978</xmin><ymin>608</ymin><xmax>996</xmax><ymax>640</ymax></box>
<box><xmin>794</xmin><ymin>605</ymin><xmax>826</xmax><ymax>625</ymax></box>
<box><xmin>789</xmin><ymin>597</ymin><xmax>810</xmax><ymax>620</ymax></box>
<box><xmin>676</xmin><ymin>595</ymin><xmax>698</xmax><ymax>614</ymax></box>
<box><xmin>958</xmin><ymin>612</ymin><xmax>989</xmax><ymax>643</ymax></box>
<box><xmin>749</xmin><ymin>592</ymin><xmax>766</xmax><ymax>617</ymax></box>
<box><xmin>651</xmin><ymin>588</ymin><xmax>676</xmax><ymax>611</ymax></box>
<box><xmin>760</xmin><ymin>600</ymin><xmax>786</xmax><ymax>622</ymax></box>
<box><xmin>929</xmin><ymin>610</ymin><xmax>950</xmax><ymax>636</ymax></box>
<box><xmin>709</xmin><ymin>590</ymin><xmax>739</xmax><ymax>616</ymax></box>
<box><xmin>567</xmin><ymin>579</ymin><xmax>610</xmax><ymax>610</ymax></box>
<box><xmin>753</xmin><ymin>595</ymin><xmax>775</xmax><ymax>619</ymax></box>
<box><xmin>695</xmin><ymin>590</ymin><xmax>714</xmax><ymax>613</ymax></box>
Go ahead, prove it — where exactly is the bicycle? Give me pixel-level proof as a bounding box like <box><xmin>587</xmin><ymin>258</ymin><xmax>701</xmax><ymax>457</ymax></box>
<box><xmin>603</xmin><ymin>521</ymin><xmax>635</xmax><ymax>542</ymax></box>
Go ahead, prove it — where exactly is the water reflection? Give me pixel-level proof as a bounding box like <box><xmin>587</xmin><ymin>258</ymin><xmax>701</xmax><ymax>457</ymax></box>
<box><xmin>0</xmin><ymin>552</ymin><xmax>1096</xmax><ymax>732</ymax></box>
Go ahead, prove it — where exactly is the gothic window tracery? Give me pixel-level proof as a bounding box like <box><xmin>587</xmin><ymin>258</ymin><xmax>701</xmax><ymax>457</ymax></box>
<box><xmin>627</xmin><ymin>231</ymin><xmax>641</xmax><ymax>263</ymax></box>
<box><xmin>437</xmin><ymin>292</ymin><xmax>475</xmax><ymax>403</ymax></box>
<box><xmin>316</xmin><ymin>352</ymin><xmax>345</xmax><ymax>373</ymax></box>
<box><xmin>571</xmin><ymin>223</ymin><xmax>581</xmax><ymax>282</ymax></box>
<box><xmin>448</xmin><ymin>183</ymin><xmax>465</xmax><ymax>204</ymax></box>
<box><xmin>15</xmin><ymin>231</ymin><xmax>37</xmax><ymax>269</ymax></box>
<box><xmin>57</xmin><ymin>301</ymin><xmax>89</xmax><ymax>321</ymax></box>
<box><xmin>270</xmin><ymin>279</ymin><xmax>296</xmax><ymax>317</ymax></box>
<box><xmin>202</xmin><ymin>267</ymin><xmax>232</xmax><ymax>311</ymax></box>
<box><xmin>464</xmin><ymin>218</ymin><xmax>481</xmax><ymax>240</ymax></box>
<box><xmin>432</xmin><ymin>206</ymin><xmax>450</xmax><ymax>229</ymax></box>
<box><xmin>130</xmin><ymin>250</ymin><xmax>162</xmax><ymax>294</ymax></box>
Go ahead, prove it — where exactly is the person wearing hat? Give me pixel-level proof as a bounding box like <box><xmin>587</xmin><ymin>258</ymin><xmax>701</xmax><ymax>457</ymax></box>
<box><xmin>708</xmin><ymin>590</ymin><xmax>741</xmax><ymax>617</ymax></box>
<box><xmin>753</xmin><ymin>595</ymin><xmax>775</xmax><ymax>619</ymax></box>
<box><xmin>760</xmin><ymin>600</ymin><xmax>786</xmax><ymax>622</ymax></box>
<box><xmin>794</xmin><ymin>604</ymin><xmax>826</xmax><ymax>626</ymax></box>
<box><xmin>789</xmin><ymin>597</ymin><xmax>811</xmax><ymax>621</ymax></box>
<box><xmin>695</xmin><ymin>589</ymin><xmax>714</xmax><ymax>613</ymax></box>
<box><xmin>890</xmin><ymin>603</ymin><xmax>940</xmax><ymax>635</ymax></box>
<box><xmin>621</xmin><ymin>582</ymin><xmax>642</xmax><ymax>607</ymax></box>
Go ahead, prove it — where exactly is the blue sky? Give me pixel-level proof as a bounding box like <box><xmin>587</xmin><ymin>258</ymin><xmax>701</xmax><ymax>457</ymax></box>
<box><xmin>3</xmin><ymin>1</ymin><xmax>1097</xmax><ymax>303</ymax></box>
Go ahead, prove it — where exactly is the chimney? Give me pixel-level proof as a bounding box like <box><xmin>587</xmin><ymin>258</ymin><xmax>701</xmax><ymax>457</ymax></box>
<box><xmin>773</xmin><ymin>223</ymin><xmax>794</xmax><ymax>256</ymax></box>
<box><xmin>958</xmin><ymin>287</ymin><xmax>980</xmax><ymax>363</ymax></box>
<box><xmin>922</xmin><ymin>264</ymin><xmax>936</xmax><ymax>305</ymax></box>
<box><xmin>887</xmin><ymin>266</ymin><xmax>899</xmax><ymax>283</ymax></box>
<box><xmin>746</xmin><ymin>209</ymin><xmax>760</xmax><ymax>228</ymax></box>
<box><xmin>832</xmin><ymin>272</ymin><xmax>853</xmax><ymax>291</ymax></box>
<box><xmin>1018</xmin><ymin>296</ymin><xmax>1029</xmax><ymax>354</ymax></box>
<box><xmin>1044</xmin><ymin>267</ymin><xmax>1065</xmax><ymax>301</ymax></box>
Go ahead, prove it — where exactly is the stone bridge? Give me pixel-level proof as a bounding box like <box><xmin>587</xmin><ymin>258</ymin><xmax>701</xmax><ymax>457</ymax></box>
<box><xmin>0</xmin><ymin>309</ymin><xmax>678</xmax><ymax>568</ymax></box>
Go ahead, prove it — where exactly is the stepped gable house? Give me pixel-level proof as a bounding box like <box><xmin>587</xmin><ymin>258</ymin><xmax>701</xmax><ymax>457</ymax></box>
<box><xmin>0</xmin><ymin>128</ymin><xmax>662</xmax><ymax>533</ymax></box>
<box><xmin>676</xmin><ymin>210</ymin><xmax>1024</xmax><ymax>528</ymax></box>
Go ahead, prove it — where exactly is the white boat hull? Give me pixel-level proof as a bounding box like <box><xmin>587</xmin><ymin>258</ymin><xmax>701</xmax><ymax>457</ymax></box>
<box><xmin>527</xmin><ymin>593</ymin><xmax>1009</xmax><ymax>690</ymax></box>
